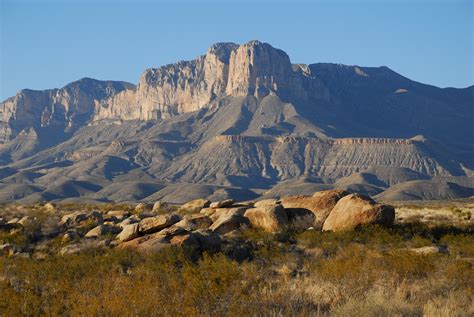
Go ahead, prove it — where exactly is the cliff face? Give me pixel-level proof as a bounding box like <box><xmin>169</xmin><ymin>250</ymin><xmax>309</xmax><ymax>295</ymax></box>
<box><xmin>0</xmin><ymin>78</ymin><xmax>134</xmax><ymax>142</ymax></box>
<box><xmin>115</xmin><ymin>40</ymin><xmax>321</xmax><ymax>120</ymax></box>
<box><xmin>0</xmin><ymin>40</ymin><xmax>473</xmax><ymax>203</ymax></box>
<box><xmin>1</xmin><ymin>41</ymin><xmax>318</xmax><ymax>133</ymax></box>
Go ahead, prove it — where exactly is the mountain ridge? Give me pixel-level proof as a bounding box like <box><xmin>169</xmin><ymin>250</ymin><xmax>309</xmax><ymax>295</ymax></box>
<box><xmin>0</xmin><ymin>40</ymin><xmax>473</xmax><ymax>203</ymax></box>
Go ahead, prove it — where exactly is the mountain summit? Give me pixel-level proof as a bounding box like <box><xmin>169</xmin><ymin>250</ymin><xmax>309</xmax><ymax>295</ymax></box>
<box><xmin>0</xmin><ymin>41</ymin><xmax>473</xmax><ymax>203</ymax></box>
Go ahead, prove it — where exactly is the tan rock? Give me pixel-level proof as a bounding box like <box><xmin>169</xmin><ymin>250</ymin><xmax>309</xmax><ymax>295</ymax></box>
<box><xmin>44</xmin><ymin>203</ymin><xmax>56</xmax><ymax>212</ymax></box>
<box><xmin>322</xmin><ymin>194</ymin><xmax>395</xmax><ymax>232</ymax></box>
<box><xmin>209</xmin><ymin>207</ymin><xmax>248</xmax><ymax>222</ymax></box>
<box><xmin>243</xmin><ymin>204</ymin><xmax>288</xmax><ymax>232</ymax></box>
<box><xmin>59</xmin><ymin>211</ymin><xmax>88</xmax><ymax>226</ymax></box>
<box><xmin>152</xmin><ymin>201</ymin><xmax>169</xmax><ymax>212</ymax></box>
<box><xmin>210</xmin><ymin>213</ymin><xmax>250</xmax><ymax>235</ymax></box>
<box><xmin>175</xmin><ymin>214</ymin><xmax>213</xmax><ymax>231</ymax></box>
<box><xmin>179</xmin><ymin>199</ymin><xmax>211</xmax><ymax>213</ymax></box>
<box><xmin>210</xmin><ymin>199</ymin><xmax>235</xmax><ymax>209</ymax></box>
<box><xmin>135</xmin><ymin>203</ymin><xmax>152</xmax><ymax>213</ymax></box>
<box><xmin>138</xmin><ymin>214</ymin><xmax>181</xmax><ymax>234</ymax></box>
<box><xmin>85</xmin><ymin>224</ymin><xmax>120</xmax><ymax>238</ymax></box>
<box><xmin>409</xmin><ymin>246</ymin><xmax>448</xmax><ymax>255</ymax></box>
<box><xmin>281</xmin><ymin>190</ymin><xmax>349</xmax><ymax>229</ymax></box>
<box><xmin>169</xmin><ymin>233</ymin><xmax>200</xmax><ymax>249</ymax></box>
<box><xmin>117</xmin><ymin>223</ymin><xmax>140</xmax><ymax>242</ymax></box>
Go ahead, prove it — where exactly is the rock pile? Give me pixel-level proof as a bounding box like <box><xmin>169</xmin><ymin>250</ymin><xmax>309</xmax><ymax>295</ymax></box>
<box><xmin>0</xmin><ymin>191</ymin><xmax>395</xmax><ymax>258</ymax></box>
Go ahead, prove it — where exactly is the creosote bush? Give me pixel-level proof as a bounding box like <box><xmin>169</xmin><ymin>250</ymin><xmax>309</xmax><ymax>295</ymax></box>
<box><xmin>1</xmin><ymin>223</ymin><xmax>473</xmax><ymax>316</ymax></box>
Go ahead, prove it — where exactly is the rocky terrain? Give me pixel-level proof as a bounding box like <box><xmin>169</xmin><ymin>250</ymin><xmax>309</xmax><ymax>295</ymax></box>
<box><xmin>1</xmin><ymin>40</ymin><xmax>473</xmax><ymax>203</ymax></box>
<box><xmin>0</xmin><ymin>190</ymin><xmax>398</xmax><ymax>258</ymax></box>
<box><xmin>0</xmin><ymin>192</ymin><xmax>473</xmax><ymax>315</ymax></box>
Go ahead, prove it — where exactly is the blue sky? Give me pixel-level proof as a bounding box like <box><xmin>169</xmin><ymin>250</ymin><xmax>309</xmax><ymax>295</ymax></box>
<box><xmin>1</xmin><ymin>0</ymin><xmax>472</xmax><ymax>101</ymax></box>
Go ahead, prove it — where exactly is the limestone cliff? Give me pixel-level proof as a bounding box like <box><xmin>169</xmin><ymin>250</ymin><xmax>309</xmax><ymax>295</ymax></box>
<box><xmin>0</xmin><ymin>78</ymin><xmax>134</xmax><ymax>142</ymax></box>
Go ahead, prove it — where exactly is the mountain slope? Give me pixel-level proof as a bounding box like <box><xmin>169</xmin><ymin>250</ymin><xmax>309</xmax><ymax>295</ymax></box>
<box><xmin>0</xmin><ymin>40</ymin><xmax>472</xmax><ymax>203</ymax></box>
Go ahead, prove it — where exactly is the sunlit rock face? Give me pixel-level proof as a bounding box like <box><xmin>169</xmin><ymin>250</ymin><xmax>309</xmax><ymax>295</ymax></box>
<box><xmin>0</xmin><ymin>78</ymin><xmax>134</xmax><ymax>142</ymax></box>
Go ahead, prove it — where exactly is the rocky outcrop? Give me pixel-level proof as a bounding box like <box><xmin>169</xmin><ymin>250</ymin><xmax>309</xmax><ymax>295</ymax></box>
<box><xmin>322</xmin><ymin>194</ymin><xmax>395</xmax><ymax>231</ymax></box>
<box><xmin>281</xmin><ymin>190</ymin><xmax>349</xmax><ymax>229</ymax></box>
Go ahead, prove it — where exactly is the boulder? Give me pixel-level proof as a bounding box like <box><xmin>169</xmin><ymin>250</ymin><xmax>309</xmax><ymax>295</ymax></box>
<box><xmin>409</xmin><ymin>245</ymin><xmax>448</xmax><ymax>255</ymax></box>
<box><xmin>244</xmin><ymin>204</ymin><xmax>288</xmax><ymax>232</ymax></box>
<box><xmin>210</xmin><ymin>199</ymin><xmax>235</xmax><ymax>209</ymax></box>
<box><xmin>200</xmin><ymin>207</ymin><xmax>217</xmax><ymax>217</ymax></box>
<box><xmin>17</xmin><ymin>216</ymin><xmax>32</xmax><ymax>227</ymax></box>
<box><xmin>85</xmin><ymin>224</ymin><xmax>120</xmax><ymax>238</ymax></box>
<box><xmin>210</xmin><ymin>213</ymin><xmax>250</xmax><ymax>235</ymax></box>
<box><xmin>281</xmin><ymin>190</ymin><xmax>349</xmax><ymax>229</ymax></box>
<box><xmin>62</xmin><ymin>230</ymin><xmax>80</xmax><ymax>242</ymax></box>
<box><xmin>322</xmin><ymin>194</ymin><xmax>395</xmax><ymax>232</ymax></box>
<box><xmin>7</xmin><ymin>218</ymin><xmax>20</xmax><ymax>225</ymax></box>
<box><xmin>152</xmin><ymin>201</ymin><xmax>169</xmax><ymax>211</ymax></box>
<box><xmin>121</xmin><ymin>227</ymin><xmax>191</xmax><ymax>253</ymax></box>
<box><xmin>0</xmin><ymin>244</ymin><xmax>15</xmax><ymax>256</ymax></box>
<box><xmin>138</xmin><ymin>214</ymin><xmax>181</xmax><ymax>234</ymax></box>
<box><xmin>135</xmin><ymin>203</ymin><xmax>152</xmax><ymax>213</ymax></box>
<box><xmin>179</xmin><ymin>199</ymin><xmax>211</xmax><ymax>213</ymax></box>
<box><xmin>59</xmin><ymin>211</ymin><xmax>89</xmax><ymax>226</ymax></box>
<box><xmin>157</xmin><ymin>225</ymin><xmax>188</xmax><ymax>237</ymax></box>
<box><xmin>209</xmin><ymin>207</ymin><xmax>248</xmax><ymax>222</ymax></box>
<box><xmin>169</xmin><ymin>233</ymin><xmax>200</xmax><ymax>250</ymax></box>
<box><xmin>117</xmin><ymin>217</ymin><xmax>139</xmax><ymax>229</ymax></box>
<box><xmin>175</xmin><ymin>214</ymin><xmax>213</xmax><ymax>231</ymax></box>
<box><xmin>117</xmin><ymin>223</ymin><xmax>140</xmax><ymax>242</ymax></box>
<box><xmin>44</xmin><ymin>202</ymin><xmax>56</xmax><ymax>212</ymax></box>
<box><xmin>106</xmin><ymin>210</ymin><xmax>130</xmax><ymax>220</ymax></box>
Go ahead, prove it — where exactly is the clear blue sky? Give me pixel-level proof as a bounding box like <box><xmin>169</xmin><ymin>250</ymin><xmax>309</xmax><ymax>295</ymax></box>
<box><xmin>1</xmin><ymin>0</ymin><xmax>472</xmax><ymax>101</ymax></box>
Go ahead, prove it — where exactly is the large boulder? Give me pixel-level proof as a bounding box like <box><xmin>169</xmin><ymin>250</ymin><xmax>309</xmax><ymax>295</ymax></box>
<box><xmin>121</xmin><ymin>233</ymin><xmax>169</xmax><ymax>253</ymax></box>
<box><xmin>138</xmin><ymin>214</ymin><xmax>181</xmax><ymax>234</ymax></box>
<box><xmin>281</xmin><ymin>190</ymin><xmax>349</xmax><ymax>229</ymax></box>
<box><xmin>210</xmin><ymin>213</ymin><xmax>250</xmax><ymax>235</ymax></box>
<box><xmin>322</xmin><ymin>194</ymin><xmax>395</xmax><ymax>232</ymax></box>
<box><xmin>208</xmin><ymin>207</ymin><xmax>248</xmax><ymax>222</ymax></box>
<box><xmin>117</xmin><ymin>223</ymin><xmax>140</xmax><ymax>242</ymax></box>
<box><xmin>243</xmin><ymin>204</ymin><xmax>288</xmax><ymax>232</ymax></box>
<box><xmin>179</xmin><ymin>199</ymin><xmax>211</xmax><ymax>213</ymax></box>
<box><xmin>85</xmin><ymin>224</ymin><xmax>120</xmax><ymax>238</ymax></box>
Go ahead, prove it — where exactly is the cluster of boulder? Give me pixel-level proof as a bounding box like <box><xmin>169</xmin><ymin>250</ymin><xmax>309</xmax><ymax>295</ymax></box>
<box><xmin>0</xmin><ymin>190</ymin><xmax>395</xmax><ymax>257</ymax></box>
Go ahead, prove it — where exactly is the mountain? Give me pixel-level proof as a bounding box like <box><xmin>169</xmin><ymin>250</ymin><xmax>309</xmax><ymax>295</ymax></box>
<box><xmin>1</xmin><ymin>40</ymin><xmax>473</xmax><ymax>203</ymax></box>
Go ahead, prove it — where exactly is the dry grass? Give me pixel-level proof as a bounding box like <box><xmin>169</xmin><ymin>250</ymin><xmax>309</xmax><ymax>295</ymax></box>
<box><xmin>1</xmin><ymin>221</ymin><xmax>473</xmax><ymax>316</ymax></box>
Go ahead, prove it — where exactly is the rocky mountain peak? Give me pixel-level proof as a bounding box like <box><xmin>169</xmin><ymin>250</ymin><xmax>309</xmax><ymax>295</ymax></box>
<box><xmin>225</xmin><ymin>40</ymin><xmax>293</xmax><ymax>97</ymax></box>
